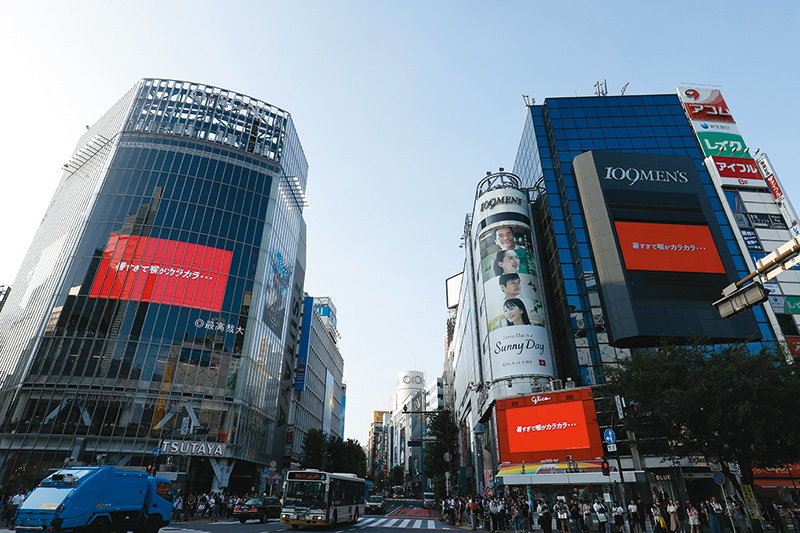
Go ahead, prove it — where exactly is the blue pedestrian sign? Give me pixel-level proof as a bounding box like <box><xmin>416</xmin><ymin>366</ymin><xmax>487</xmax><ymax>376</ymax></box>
<box><xmin>152</xmin><ymin>447</ymin><xmax>162</xmax><ymax>457</ymax></box>
<box><xmin>604</xmin><ymin>429</ymin><xmax>616</xmax><ymax>445</ymax></box>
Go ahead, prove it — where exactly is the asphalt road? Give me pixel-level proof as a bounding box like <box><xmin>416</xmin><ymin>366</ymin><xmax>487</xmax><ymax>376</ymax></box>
<box><xmin>157</xmin><ymin>499</ymin><xmax>453</xmax><ymax>533</ymax></box>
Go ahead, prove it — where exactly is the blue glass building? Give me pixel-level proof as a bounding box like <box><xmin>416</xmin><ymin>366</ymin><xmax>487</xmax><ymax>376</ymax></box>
<box><xmin>0</xmin><ymin>79</ymin><xmax>309</xmax><ymax>492</ymax></box>
<box><xmin>512</xmin><ymin>93</ymin><xmax>774</xmax><ymax>386</ymax></box>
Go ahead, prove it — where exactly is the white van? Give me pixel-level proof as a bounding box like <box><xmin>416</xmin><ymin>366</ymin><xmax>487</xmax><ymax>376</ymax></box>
<box><xmin>423</xmin><ymin>492</ymin><xmax>436</xmax><ymax>509</ymax></box>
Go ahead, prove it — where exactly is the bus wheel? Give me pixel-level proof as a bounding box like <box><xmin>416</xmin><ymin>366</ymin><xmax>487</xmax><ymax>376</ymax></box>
<box><xmin>291</xmin><ymin>525</ymin><xmax>299</xmax><ymax>530</ymax></box>
<box><xmin>352</xmin><ymin>510</ymin><xmax>359</xmax><ymax>524</ymax></box>
<box><xmin>332</xmin><ymin>511</ymin><xmax>337</xmax><ymax>526</ymax></box>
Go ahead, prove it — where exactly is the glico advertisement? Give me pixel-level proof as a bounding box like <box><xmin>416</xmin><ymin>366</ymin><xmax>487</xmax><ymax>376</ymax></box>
<box><xmin>471</xmin><ymin>187</ymin><xmax>552</xmax><ymax>380</ymax></box>
<box><xmin>494</xmin><ymin>388</ymin><xmax>603</xmax><ymax>463</ymax></box>
<box><xmin>89</xmin><ymin>234</ymin><xmax>232</xmax><ymax>312</ymax></box>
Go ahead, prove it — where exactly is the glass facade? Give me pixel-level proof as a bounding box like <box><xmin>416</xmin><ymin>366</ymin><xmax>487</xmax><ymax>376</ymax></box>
<box><xmin>0</xmin><ymin>79</ymin><xmax>308</xmax><ymax>492</ymax></box>
<box><xmin>513</xmin><ymin>94</ymin><xmax>774</xmax><ymax>387</ymax></box>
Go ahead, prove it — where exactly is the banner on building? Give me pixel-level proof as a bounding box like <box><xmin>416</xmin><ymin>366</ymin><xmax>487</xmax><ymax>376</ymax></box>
<box><xmin>471</xmin><ymin>184</ymin><xmax>552</xmax><ymax>381</ymax></box>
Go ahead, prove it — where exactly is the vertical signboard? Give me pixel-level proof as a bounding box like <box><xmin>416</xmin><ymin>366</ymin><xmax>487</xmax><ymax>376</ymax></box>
<box><xmin>471</xmin><ymin>185</ymin><xmax>553</xmax><ymax>380</ymax></box>
<box><xmin>295</xmin><ymin>296</ymin><xmax>314</xmax><ymax>391</ymax></box>
<box><xmin>755</xmin><ymin>153</ymin><xmax>800</xmax><ymax>238</ymax></box>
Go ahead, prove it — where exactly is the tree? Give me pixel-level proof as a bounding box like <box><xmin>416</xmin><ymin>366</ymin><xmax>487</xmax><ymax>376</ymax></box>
<box><xmin>604</xmin><ymin>338</ymin><xmax>800</xmax><ymax>485</ymax></box>
<box><xmin>389</xmin><ymin>465</ymin><xmax>405</xmax><ymax>488</ymax></box>
<box><xmin>300</xmin><ymin>428</ymin><xmax>328</xmax><ymax>470</ymax></box>
<box><xmin>423</xmin><ymin>408</ymin><xmax>459</xmax><ymax>499</ymax></box>
<box><xmin>374</xmin><ymin>469</ymin><xmax>386</xmax><ymax>492</ymax></box>
<box><xmin>327</xmin><ymin>437</ymin><xmax>367</xmax><ymax>478</ymax></box>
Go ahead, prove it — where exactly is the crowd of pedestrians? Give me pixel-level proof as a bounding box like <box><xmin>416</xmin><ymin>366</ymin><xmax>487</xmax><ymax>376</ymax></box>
<box><xmin>437</xmin><ymin>493</ymin><xmax>793</xmax><ymax>533</ymax></box>
<box><xmin>170</xmin><ymin>492</ymin><xmax>273</xmax><ymax>522</ymax></box>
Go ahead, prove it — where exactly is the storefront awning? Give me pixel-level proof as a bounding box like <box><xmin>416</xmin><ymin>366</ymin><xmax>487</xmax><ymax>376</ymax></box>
<box><xmin>754</xmin><ymin>478</ymin><xmax>800</xmax><ymax>490</ymax></box>
<box><xmin>496</xmin><ymin>461</ymin><xmax>639</xmax><ymax>485</ymax></box>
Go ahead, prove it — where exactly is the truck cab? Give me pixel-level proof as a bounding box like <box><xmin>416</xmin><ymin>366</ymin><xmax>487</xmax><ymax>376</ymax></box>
<box><xmin>13</xmin><ymin>467</ymin><xmax>172</xmax><ymax>533</ymax></box>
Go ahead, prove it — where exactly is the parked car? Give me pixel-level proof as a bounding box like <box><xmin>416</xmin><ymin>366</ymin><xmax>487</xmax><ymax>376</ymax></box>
<box><xmin>422</xmin><ymin>492</ymin><xmax>436</xmax><ymax>509</ymax></box>
<box><xmin>234</xmin><ymin>497</ymin><xmax>282</xmax><ymax>523</ymax></box>
<box><xmin>366</xmin><ymin>496</ymin><xmax>387</xmax><ymax>514</ymax></box>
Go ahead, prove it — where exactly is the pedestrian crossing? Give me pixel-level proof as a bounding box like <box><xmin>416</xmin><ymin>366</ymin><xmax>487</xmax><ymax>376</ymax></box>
<box><xmin>346</xmin><ymin>517</ymin><xmax>456</xmax><ymax>529</ymax></box>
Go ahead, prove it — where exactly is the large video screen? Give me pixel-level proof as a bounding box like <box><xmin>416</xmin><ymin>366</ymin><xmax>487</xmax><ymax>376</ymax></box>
<box><xmin>494</xmin><ymin>388</ymin><xmax>604</xmax><ymax>463</ymax></box>
<box><xmin>89</xmin><ymin>234</ymin><xmax>233</xmax><ymax>312</ymax></box>
<box><xmin>614</xmin><ymin>222</ymin><xmax>725</xmax><ymax>274</ymax></box>
<box><xmin>505</xmin><ymin>400</ymin><xmax>591</xmax><ymax>453</ymax></box>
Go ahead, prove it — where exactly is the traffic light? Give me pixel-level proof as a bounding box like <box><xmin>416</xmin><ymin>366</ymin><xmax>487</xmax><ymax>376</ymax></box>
<box><xmin>147</xmin><ymin>464</ymin><xmax>153</xmax><ymax>474</ymax></box>
<box><xmin>713</xmin><ymin>282</ymin><xmax>769</xmax><ymax>319</ymax></box>
<box><xmin>601</xmin><ymin>460</ymin><xmax>610</xmax><ymax>476</ymax></box>
<box><xmin>192</xmin><ymin>425</ymin><xmax>209</xmax><ymax>434</ymax></box>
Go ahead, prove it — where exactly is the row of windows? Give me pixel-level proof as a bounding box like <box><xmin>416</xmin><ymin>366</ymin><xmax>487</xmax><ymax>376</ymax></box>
<box><xmin>553</xmin><ymin>125</ymin><xmax>690</xmax><ymax>141</ymax></box>
<box><xmin>111</xmin><ymin>146</ymin><xmax>273</xmax><ymax>196</ymax></box>
<box><xmin>548</xmin><ymin>104</ymin><xmax>685</xmax><ymax>120</ymax></box>
<box><xmin>551</xmin><ymin>114</ymin><xmax>690</xmax><ymax>130</ymax></box>
<box><xmin>546</xmin><ymin>94</ymin><xmax>677</xmax><ymax>108</ymax></box>
<box><xmin>119</xmin><ymin>132</ymin><xmax>280</xmax><ymax>175</ymax></box>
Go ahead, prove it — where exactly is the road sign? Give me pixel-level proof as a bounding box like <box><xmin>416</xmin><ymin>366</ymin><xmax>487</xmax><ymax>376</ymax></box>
<box><xmin>604</xmin><ymin>429</ymin><xmax>616</xmax><ymax>445</ymax></box>
<box><xmin>152</xmin><ymin>447</ymin><xmax>162</xmax><ymax>457</ymax></box>
<box><xmin>181</xmin><ymin>417</ymin><xmax>191</xmax><ymax>435</ymax></box>
<box><xmin>607</xmin><ymin>443</ymin><xmax>617</xmax><ymax>452</ymax></box>
<box><xmin>713</xmin><ymin>472</ymin><xmax>725</xmax><ymax>485</ymax></box>
<box><xmin>267</xmin><ymin>478</ymin><xmax>275</xmax><ymax>485</ymax></box>
<box><xmin>268</xmin><ymin>471</ymin><xmax>276</xmax><ymax>478</ymax></box>
<box><xmin>711</xmin><ymin>463</ymin><xmax>723</xmax><ymax>472</ymax></box>
<box><xmin>269</xmin><ymin>460</ymin><xmax>277</xmax><ymax>469</ymax></box>
<box><xmin>615</xmin><ymin>395</ymin><xmax>625</xmax><ymax>420</ymax></box>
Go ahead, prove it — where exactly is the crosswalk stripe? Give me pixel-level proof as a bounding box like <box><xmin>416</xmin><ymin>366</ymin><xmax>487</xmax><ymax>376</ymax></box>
<box><xmin>357</xmin><ymin>518</ymin><xmax>378</xmax><ymax>527</ymax></box>
<box><xmin>413</xmin><ymin>520</ymin><xmax>423</xmax><ymax>528</ymax></box>
<box><xmin>399</xmin><ymin>520</ymin><xmax>411</xmax><ymax>528</ymax></box>
<box><xmin>427</xmin><ymin>520</ymin><xmax>437</xmax><ymax>529</ymax></box>
<box><xmin>372</xmin><ymin>518</ymin><xmax>391</xmax><ymax>527</ymax></box>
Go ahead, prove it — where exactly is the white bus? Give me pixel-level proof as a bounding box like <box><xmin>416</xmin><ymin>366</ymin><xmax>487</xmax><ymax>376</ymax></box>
<box><xmin>280</xmin><ymin>470</ymin><xmax>366</xmax><ymax>528</ymax></box>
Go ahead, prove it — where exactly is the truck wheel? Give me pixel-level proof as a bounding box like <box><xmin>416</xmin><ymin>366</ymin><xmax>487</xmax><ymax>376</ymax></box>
<box><xmin>144</xmin><ymin>516</ymin><xmax>161</xmax><ymax>533</ymax></box>
<box><xmin>87</xmin><ymin>518</ymin><xmax>111</xmax><ymax>533</ymax></box>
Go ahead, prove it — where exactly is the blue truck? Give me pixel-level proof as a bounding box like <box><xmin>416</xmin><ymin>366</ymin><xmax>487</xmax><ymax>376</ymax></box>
<box><xmin>11</xmin><ymin>466</ymin><xmax>173</xmax><ymax>533</ymax></box>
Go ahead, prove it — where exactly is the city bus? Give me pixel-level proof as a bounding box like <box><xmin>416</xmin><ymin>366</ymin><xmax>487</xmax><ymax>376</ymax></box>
<box><xmin>392</xmin><ymin>485</ymin><xmax>404</xmax><ymax>498</ymax></box>
<box><xmin>280</xmin><ymin>470</ymin><xmax>366</xmax><ymax>528</ymax></box>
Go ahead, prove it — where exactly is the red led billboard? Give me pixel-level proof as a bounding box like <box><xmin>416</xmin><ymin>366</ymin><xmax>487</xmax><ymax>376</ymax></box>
<box><xmin>614</xmin><ymin>222</ymin><xmax>725</xmax><ymax>274</ymax></box>
<box><xmin>494</xmin><ymin>388</ymin><xmax>604</xmax><ymax>463</ymax></box>
<box><xmin>89</xmin><ymin>234</ymin><xmax>233</xmax><ymax>312</ymax></box>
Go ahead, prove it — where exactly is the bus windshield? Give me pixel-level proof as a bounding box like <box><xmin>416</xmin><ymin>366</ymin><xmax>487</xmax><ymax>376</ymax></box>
<box><xmin>284</xmin><ymin>481</ymin><xmax>326</xmax><ymax>505</ymax></box>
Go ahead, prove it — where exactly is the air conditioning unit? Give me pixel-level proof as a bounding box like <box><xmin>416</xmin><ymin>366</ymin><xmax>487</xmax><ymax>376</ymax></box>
<box><xmin>531</xmin><ymin>384</ymin><xmax>544</xmax><ymax>393</ymax></box>
<box><xmin>551</xmin><ymin>379</ymin><xmax>563</xmax><ymax>391</ymax></box>
<box><xmin>565</xmin><ymin>378</ymin><xmax>576</xmax><ymax>389</ymax></box>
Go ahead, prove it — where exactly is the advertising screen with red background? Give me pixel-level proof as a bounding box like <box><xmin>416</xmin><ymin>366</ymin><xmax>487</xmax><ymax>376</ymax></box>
<box><xmin>89</xmin><ymin>234</ymin><xmax>233</xmax><ymax>312</ymax></box>
<box><xmin>494</xmin><ymin>388</ymin><xmax>604</xmax><ymax>463</ymax></box>
<box><xmin>614</xmin><ymin>222</ymin><xmax>725</xmax><ymax>274</ymax></box>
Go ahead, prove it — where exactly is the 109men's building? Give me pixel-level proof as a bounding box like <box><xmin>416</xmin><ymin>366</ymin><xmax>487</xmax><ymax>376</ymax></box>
<box><xmin>0</xmin><ymin>79</ymin><xmax>324</xmax><ymax>493</ymax></box>
<box><xmin>445</xmin><ymin>85</ymin><xmax>796</xmax><ymax>501</ymax></box>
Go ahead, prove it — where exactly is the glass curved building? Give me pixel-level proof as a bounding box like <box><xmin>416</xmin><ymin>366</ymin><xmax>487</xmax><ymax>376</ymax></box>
<box><xmin>0</xmin><ymin>79</ymin><xmax>309</xmax><ymax>492</ymax></box>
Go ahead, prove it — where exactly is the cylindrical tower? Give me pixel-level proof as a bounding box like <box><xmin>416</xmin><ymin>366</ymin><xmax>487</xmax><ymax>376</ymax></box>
<box><xmin>470</xmin><ymin>172</ymin><xmax>553</xmax><ymax>384</ymax></box>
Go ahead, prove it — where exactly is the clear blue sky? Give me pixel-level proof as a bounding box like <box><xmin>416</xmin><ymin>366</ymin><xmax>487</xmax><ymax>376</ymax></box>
<box><xmin>1</xmin><ymin>1</ymin><xmax>799</xmax><ymax>446</ymax></box>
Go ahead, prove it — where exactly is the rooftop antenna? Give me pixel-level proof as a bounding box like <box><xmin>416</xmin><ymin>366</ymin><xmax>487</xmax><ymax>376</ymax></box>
<box><xmin>620</xmin><ymin>82</ymin><xmax>630</xmax><ymax>96</ymax></box>
<box><xmin>594</xmin><ymin>79</ymin><xmax>608</xmax><ymax>97</ymax></box>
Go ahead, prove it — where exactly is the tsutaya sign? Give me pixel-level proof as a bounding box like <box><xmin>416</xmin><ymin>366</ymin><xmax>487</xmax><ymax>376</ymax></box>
<box><xmin>161</xmin><ymin>440</ymin><xmax>226</xmax><ymax>457</ymax></box>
